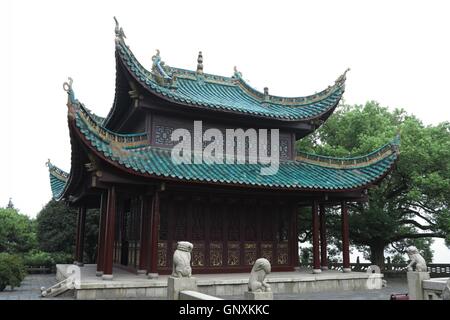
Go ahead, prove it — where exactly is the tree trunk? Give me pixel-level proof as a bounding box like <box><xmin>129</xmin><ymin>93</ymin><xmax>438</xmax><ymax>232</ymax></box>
<box><xmin>370</xmin><ymin>244</ymin><xmax>386</xmax><ymax>270</ymax></box>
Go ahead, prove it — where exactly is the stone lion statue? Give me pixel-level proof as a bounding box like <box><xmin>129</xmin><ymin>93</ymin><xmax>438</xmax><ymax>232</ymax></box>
<box><xmin>248</xmin><ymin>258</ymin><xmax>271</xmax><ymax>292</ymax></box>
<box><xmin>406</xmin><ymin>246</ymin><xmax>427</xmax><ymax>272</ymax></box>
<box><xmin>442</xmin><ymin>278</ymin><xmax>450</xmax><ymax>300</ymax></box>
<box><xmin>172</xmin><ymin>241</ymin><xmax>193</xmax><ymax>278</ymax></box>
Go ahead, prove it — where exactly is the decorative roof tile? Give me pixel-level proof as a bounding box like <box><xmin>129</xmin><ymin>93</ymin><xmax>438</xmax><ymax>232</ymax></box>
<box><xmin>111</xmin><ymin>37</ymin><xmax>347</xmax><ymax>122</ymax></box>
<box><xmin>47</xmin><ymin>96</ymin><xmax>398</xmax><ymax>197</ymax></box>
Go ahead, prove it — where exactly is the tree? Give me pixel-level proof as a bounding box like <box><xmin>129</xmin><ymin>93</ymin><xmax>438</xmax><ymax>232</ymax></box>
<box><xmin>36</xmin><ymin>200</ymin><xmax>99</xmax><ymax>263</ymax></box>
<box><xmin>6</xmin><ymin>198</ymin><xmax>14</xmax><ymax>209</ymax></box>
<box><xmin>0</xmin><ymin>253</ymin><xmax>27</xmax><ymax>291</ymax></box>
<box><xmin>297</xmin><ymin>101</ymin><xmax>450</xmax><ymax>268</ymax></box>
<box><xmin>0</xmin><ymin>207</ymin><xmax>36</xmax><ymax>254</ymax></box>
<box><xmin>36</xmin><ymin>200</ymin><xmax>77</xmax><ymax>254</ymax></box>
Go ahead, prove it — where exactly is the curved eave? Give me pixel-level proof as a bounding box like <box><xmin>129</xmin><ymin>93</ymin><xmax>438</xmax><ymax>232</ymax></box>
<box><xmin>46</xmin><ymin>162</ymin><xmax>69</xmax><ymax>200</ymax></box>
<box><xmin>111</xmin><ymin>39</ymin><xmax>346</xmax><ymax>123</ymax></box>
<box><xmin>68</xmin><ymin>98</ymin><xmax>399</xmax><ymax>192</ymax></box>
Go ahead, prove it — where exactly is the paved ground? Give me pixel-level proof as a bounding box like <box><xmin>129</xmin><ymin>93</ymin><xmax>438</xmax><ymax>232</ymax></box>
<box><xmin>0</xmin><ymin>274</ymin><xmax>60</xmax><ymax>300</ymax></box>
<box><xmin>0</xmin><ymin>273</ymin><xmax>408</xmax><ymax>300</ymax></box>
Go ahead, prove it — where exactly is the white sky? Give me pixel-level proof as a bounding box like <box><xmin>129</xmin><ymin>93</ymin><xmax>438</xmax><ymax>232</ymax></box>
<box><xmin>1</xmin><ymin>0</ymin><xmax>449</xmax><ymax>261</ymax></box>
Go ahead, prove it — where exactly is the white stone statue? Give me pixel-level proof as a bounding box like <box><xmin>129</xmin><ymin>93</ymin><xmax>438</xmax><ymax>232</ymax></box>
<box><xmin>248</xmin><ymin>258</ymin><xmax>271</xmax><ymax>292</ymax></box>
<box><xmin>172</xmin><ymin>241</ymin><xmax>193</xmax><ymax>278</ymax></box>
<box><xmin>406</xmin><ymin>246</ymin><xmax>427</xmax><ymax>272</ymax></box>
<box><xmin>442</xmin><ymin>278</ymin><xmax>450</xmax><ymax>300</ymax></box>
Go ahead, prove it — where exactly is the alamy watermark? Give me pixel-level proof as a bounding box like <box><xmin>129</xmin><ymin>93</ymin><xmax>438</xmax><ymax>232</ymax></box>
<box><xmin>170</xmin><ymin>121</ymin><xmax>280</xmax><ymax>175</ymax></box>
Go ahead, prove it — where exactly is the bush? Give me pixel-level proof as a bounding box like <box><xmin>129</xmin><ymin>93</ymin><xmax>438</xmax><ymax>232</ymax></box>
<box><xmin>50</xmin><ymin>252</ymin><xmax>73</xmax><ymax>264</ymax></box>
<box><xmin>23</xmin><ymin>250</ymin><xmax>54</xmax><ymax>268</ymax></box>
<box><xmin>0</xmin><ymin>253</ymin><xmax>27</xmax><ymax>291</ymax></box>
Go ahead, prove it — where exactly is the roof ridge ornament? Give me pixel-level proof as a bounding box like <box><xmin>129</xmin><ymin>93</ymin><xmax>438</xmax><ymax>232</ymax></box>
<box><xmin>114</xmin><ymin>16</ymin><xmax>126</xmax><ymax>43</ymax></box>
<box><xmin>63</xmin><ymin>77</ymin><xmax>76</xmax><ymax>104</ymax></box>
<box><xmin>152</xmin><ymin>49</ymin><xmax>173</xmax><ymax>85</ymax></box>
<box><xmin>196</xmin><ymin>51</ymin><xmax>203</xmax><ymax>74</ymax></box>
<box><xmin>233</xmin><ymin>66</ymin><xmax>242</xmax><ymax>78</ymax></box>
<box><xmin>335</xmin><ymin>68</ymin><xmax>350</xmax><ymax>86</ymax></box>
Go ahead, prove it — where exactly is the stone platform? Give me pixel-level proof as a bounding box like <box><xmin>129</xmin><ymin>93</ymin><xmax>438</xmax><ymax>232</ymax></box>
<box><xmin>56</xmin><ymin>264</ymin><xmax>383</xmax><ymax>300</ymax></box>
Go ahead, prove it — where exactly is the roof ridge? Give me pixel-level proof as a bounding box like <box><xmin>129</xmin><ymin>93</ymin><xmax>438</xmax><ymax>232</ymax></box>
<box><xmin>46</xmin><ymin>159</ymin><xmax>69</xmax><ymax>181</ymax></box>
<box><xmin>62</xmin><ymin>77</ymin><xmax>150</xmax><ymax>147</ymax></box>
<box><xmin>296</xmin><ymin>136</ymin><xmax>400</xmax><ymax>168</ymax></box>
<box><xmin>117</xmin><ymin>40</ymin><xmax>347</xmax><ymax>107</ymax></box>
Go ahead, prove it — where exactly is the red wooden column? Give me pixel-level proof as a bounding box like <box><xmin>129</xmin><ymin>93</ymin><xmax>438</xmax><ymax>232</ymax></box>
<box><xmin>290</xmin><ymin>203</ymin><xmax>299</xmax><ymax>267</ymax></box>
<box><xmin>341</xmin><ymin>201</ymin><xmax>351</xmax><ymax>273</ymax></box>
<box><xmin>102</xmin><ymin>186</ymin><xmax>116</xmax><ymax>280</ymax></box>
<box><xmin>319</xmin><ymin>204</ymin><xmax>328</xmax><ymax>270</ymax></box>
<box><xmin>312</xmin><ymin>201</ymin><xmax>321</xmax><ymax>273</ymax></box>
<box><xmin>96</xmin><ymin>193</ymin><xmax>107</xmax><ymax>276</ymax></box>
<box><xmin>75</xmin><ymin>205</ymin><xmax>86</xmax><ymax>267</ymax></box>
<box><xmin>148</xmin><ymin>191</ymin><xmax>160</xmax><ymax>276</ymax></box>
<box><xmin>138</xmin><ymin>196</ymin><xmax>150</xmax><ymax>274</ymax></box>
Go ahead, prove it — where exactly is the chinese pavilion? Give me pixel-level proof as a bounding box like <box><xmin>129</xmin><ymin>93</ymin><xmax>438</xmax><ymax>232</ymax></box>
<box><xmin>47</xmin><ymin>19</ymin><xmax>399</xmax><ymax>280</ymax></box>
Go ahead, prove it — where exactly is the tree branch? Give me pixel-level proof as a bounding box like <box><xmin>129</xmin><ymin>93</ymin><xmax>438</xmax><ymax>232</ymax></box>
<box><xmin>399</xmin><ymin>219</ymin><xmax>434</xmax><ymax>230</ymax></box>
<box><xmin>415</xmin><ymin>202</ymin><xmax>438</xmax><ymax>214</ymax></box>
<box><xmin>389</xmin><ymin>232</ymin><xmax>445</xmax><ymax>243</ymax></box>
<box><xmin>401</xmin><ymin>208</ymin><xmax>435</xmax><ymax>225</ymax></box>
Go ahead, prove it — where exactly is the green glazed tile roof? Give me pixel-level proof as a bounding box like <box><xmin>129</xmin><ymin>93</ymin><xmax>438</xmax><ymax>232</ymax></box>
<box><xmin>50</xmin><ymin>97</ymin><xmax>398</xmax><ymax>196</ymax></box>
<box><xmin>111</xmin><ymin>39</ymin><xmax>347</xmax><ymax>122</ymax></box>
<box><xmin>46</xmin><ymin>160</ymin><xmax>69</xmax><ymax>199</ymax></box>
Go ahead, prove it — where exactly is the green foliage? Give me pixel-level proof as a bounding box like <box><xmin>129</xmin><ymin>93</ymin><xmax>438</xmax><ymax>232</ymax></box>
<box><xmin>0</xmin><ymin>253</ymin><xmax>26</xmax><ymax>291</ymax></box>
<box><xmin>36</xmin><ymin>200</ymin><xmax>100</xmax><ymax>263</ymax></box>
<box><xmin>390</xmin><ymin>254</ymin><xmax>406</xmax><ymax>264</ymax></box>
<box><xmin>23</xmin><ymin>250</ymin><xmax>73</xmax><ymax>267</ymax></box>
<box><xmin>84</xmin><ymin>209</ymin><xmax>100</xmax><ymax>263</ymax></box>
<box><xmin>50</xmin><ymin>252</ymin><xmax>73</xmax><ymax>265</ymax></box>
<box><xmin>297</xmin><ymin>101</ymin><xmax>450</xmax><ymax>266</ymax></box>
<box><xmin>300</xmin><ymin>247</ymin><xmax>312</xmax><ymax>265</ymax></box>
<box><xmin>0</xmin><ymin>207</ymin><xmax>36</xmax><ymax>254</ymax></box>
<box><xmin>36</xmin><ymin>200</ymin><xmax>77</xmax><ymax>254</ymax></box>
<box><xmin>23</xmin><ymin>250</ymin><xmax>54</xmax><ymax>267</ymax></box>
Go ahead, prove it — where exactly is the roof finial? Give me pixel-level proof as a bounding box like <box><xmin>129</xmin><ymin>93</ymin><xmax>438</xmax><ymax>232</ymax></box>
<box><xmin>264</xmin><ymin>87</ymin><xmax>269</xmax><ymax>96</ymax></box>
<box><xmin>335</xmin><ymin>67</ymin><xmax>350</xmax><ymax>86</ymax></box>
<box><xmin>45</xmin><ymin>159</ymin><xmax>51</xmax><ymax>168</ymax></box>
<box><xmin>152</xmin><ymin>49</ymin><xmax>172</xmax><ymax>81</ymax></box>
<box><xmin>197</xmin><ymin>51</ymin><xmax>203</xmax><ymax>74</ymax></box>
<box><xmin>63</xmin><ymin>77</ymin><xmax>76</xmax><ymax>104</ymax></box>
<box><xmin>233</xmin><ymin>66</ymin><xmax>242</xmax><ymax>78</ymax></box>
<box><xmin>114</xmin><ymin>16</ymin><xmax>126</xmax><ymax>43</ymax></box>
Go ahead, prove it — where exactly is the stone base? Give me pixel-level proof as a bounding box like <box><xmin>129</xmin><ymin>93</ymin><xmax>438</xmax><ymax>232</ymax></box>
<box><xmin>167</xmin><ymin>276</ymin><xmax>198</xmax><ymax>300</ymax></box>
<box><xmin>147</xmin><ymin>273</ymin><xmax>159</xmax><ymax>279</ymax></box>
<box><xmin>407</xmin><ymin>271</ymin><xmax>430</xmax><ymax>300</ymax></box>
<box><xmin>244</xmin><ymin>291</ymin><xmax>273</xmax><ymax>300</ymax></box>
<box><xmin>137</xmin><ymin>270</ymin><xmax>147</xmax><ymax>275</ymax></box>
<box><xmin>102</xmin><ymin>274</ymin><xmax>113</xmax><ymax>280</ymax></box>
<box><xmin>343</xmin><ymin>268</ymin><xmax>352</xmax><ymax>273</ymax></box>
<box><xmin>76</xmin><ymin>262</ymin><xmax>84</xmax><ymax>267</ymax></box>
<box><xmin>312</xmin><ymin>269</ymin><xmax>322</xmax><ymax>274</ymax></box>
<box><xmin>56</xmin><ymin>264</ymin><xmax>384</xmax><ymax>299</ymax></box>
<box><xmin>321</xmin><ymin>266</ymin><xmax>329</xmax><ymax>271</ymax></box>
<box><xmin>95</xmin><ymin>271</ymin><xmax>103</xmax><ymax>277</ymax></box>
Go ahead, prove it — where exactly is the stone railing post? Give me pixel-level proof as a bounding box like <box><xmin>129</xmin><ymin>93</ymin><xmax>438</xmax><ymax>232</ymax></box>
<box><xmin>407</xmin><ymin>271</ymin><xmax>430</xmax><ymax>300</ymax></box>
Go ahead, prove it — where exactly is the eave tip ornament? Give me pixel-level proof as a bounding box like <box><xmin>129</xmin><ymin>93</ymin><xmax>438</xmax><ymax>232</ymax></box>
<box><xmin>63</xmin><ymin>77</ymin><xmax>76</xmax><ymax>104</ymax></box>
<box><xmin>335</xmin><ymin>68</ymin><xmax>350</xmax><ymax>86</ymax></box>
<box><xmin>114</xmin><ymin>16</ymin><xmax>126</xmax><ymax>43</ymax></box>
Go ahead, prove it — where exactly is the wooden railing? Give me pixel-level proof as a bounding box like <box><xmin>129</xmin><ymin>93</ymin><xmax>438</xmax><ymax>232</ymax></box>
<box><xmin>26</xmin><ymin>266</ymin><xmax>56</xmax><ymax>274</ymax></box>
